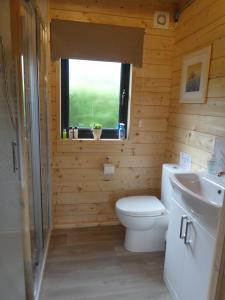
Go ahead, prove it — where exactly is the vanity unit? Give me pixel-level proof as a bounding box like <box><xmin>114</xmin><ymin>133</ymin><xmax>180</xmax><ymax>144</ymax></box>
<box><xmin>164</xmin><ymin>172</ymin><xmax>225</xmax><ymax>300</ymax></box>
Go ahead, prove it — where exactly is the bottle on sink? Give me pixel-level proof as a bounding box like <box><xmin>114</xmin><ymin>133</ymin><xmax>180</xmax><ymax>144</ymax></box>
<box><xmin>207</xmin><ymin>153</ymin><xmax>217</xmax><ymax>175</ymax></box>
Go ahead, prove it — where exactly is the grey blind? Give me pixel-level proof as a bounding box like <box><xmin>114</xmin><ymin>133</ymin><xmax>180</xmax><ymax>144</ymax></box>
<box><xmin>51</xmin><ymin>19</ymin><xmax>144</xmax><ymax>67</ymax></box>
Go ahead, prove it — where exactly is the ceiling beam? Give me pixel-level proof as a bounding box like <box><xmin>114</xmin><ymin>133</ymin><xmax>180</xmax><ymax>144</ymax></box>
<box><xmin>175</xmin><ymin>0</ymin><xmax>196</xmax><ymax>22</ymax></box>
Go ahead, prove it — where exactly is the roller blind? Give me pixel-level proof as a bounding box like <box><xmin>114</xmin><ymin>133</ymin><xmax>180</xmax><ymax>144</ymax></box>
<box><xmin>50</xmin><ymin>19</ymin><xmax>144</xmax><ymax>67</ymax></box>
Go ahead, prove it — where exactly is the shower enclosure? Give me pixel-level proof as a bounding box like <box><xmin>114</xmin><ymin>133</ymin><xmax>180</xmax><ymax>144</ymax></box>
<box><xmin>19</xmin><ymin>1</ymin><xmax>51</xmax><ymax>297</ymax></box>
<box><xmin>0</xmin><ymin>1</ymin><xmax>26</xmax><ymax>299</ymax></box>
<box><xmin>0</xmin><ymin>0</ymin><xmax>51</xmax><ymax>299</ymax></box>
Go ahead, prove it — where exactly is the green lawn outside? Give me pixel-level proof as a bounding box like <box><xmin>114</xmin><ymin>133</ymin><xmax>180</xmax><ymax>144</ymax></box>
<box><xmin>69</xmin><ymin>59</ymin><xmax>121</xmax><ymax>129</ymax></box>
<box><xmin>69</xmin><ymin>87</ymin><xmax>120</xmax><ymax>128</ymax></box>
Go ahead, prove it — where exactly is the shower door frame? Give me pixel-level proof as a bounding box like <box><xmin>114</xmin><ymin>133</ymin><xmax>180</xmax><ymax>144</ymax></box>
<box><xmin>19</xmin><ymin>1</ymin><xmax>47</xmax><ymax>296</ymax></box>
<box><xmin>36</xmin><ymin>14</ymin><xmax>51</xmax><ymax>246</ymax></box>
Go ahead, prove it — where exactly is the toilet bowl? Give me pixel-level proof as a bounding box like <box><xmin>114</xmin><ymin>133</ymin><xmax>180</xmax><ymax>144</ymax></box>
<box><xmin>116</xmin><ymin>196</ymin><xmax>168</xmax><ymax>252</ymax></box>
<box><xmin>115</xmin><ymin>164</ymin><xmax>183</xmax><ymax>252</ymax></box>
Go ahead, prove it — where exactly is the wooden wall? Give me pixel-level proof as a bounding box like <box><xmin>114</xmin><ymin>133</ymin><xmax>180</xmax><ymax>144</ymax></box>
<box><xmin>167</xmin><ymin>0</ymin><xmax>225</xmax><ymax>170</ymax></box>
<box><xmin>49</xmin><ymin>0</ymin><xmax>176</xmax><ymax>228</ymax></box>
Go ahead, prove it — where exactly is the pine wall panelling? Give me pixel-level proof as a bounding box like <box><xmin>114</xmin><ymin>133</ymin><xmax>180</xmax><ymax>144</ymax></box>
<box><xmin>49</xmin><ymin>0</ymin><xmax>176</xmax><ymax>228</ymax></box>
<box><xmin>167</xmin><ymin>0</ymin><xmax>225</xmax><ymax>171</ymax></box>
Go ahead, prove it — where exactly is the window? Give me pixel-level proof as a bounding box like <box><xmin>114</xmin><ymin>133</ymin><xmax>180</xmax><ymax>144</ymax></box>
<box><xmin>61</xmin><ymin>59</ymin><xmax>130</xmax><ymax>139</ymax></box>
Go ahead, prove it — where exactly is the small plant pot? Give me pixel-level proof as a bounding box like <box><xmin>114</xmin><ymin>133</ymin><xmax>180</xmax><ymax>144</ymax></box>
<box><xmin>92</xmin><ymin>128</ymin><xmax>102</xmax><ymax>140</ymax></box>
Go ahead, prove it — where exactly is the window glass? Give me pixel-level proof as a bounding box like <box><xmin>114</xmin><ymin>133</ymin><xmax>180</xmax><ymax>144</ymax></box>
<box><xmin>69</xmin><ymin>59</ymin><xmax>121</xmax><ymax>128</ymax></box>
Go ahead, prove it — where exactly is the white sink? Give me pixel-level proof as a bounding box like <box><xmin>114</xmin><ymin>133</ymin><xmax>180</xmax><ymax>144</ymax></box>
<box><xmin>170</xmin><ymin>172</ymin><xmax>225</xmax><ymax>221</ymax></box>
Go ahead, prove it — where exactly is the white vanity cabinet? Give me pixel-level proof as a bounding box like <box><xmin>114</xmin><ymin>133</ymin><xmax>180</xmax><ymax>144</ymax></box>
<box><xmin>164</xmin><ymin>199</ymin><xmax>216</xmax><ymax>300</ymax></box>
<box><xmin>164</xmin><ymin>201</ymin><xmax>186</xmax><ymax>298</ymax></box>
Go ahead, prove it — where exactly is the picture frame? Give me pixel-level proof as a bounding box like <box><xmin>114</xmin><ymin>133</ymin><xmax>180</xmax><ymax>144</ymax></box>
<box><xmin>180</xmin><ymin>46</ymin><xmax>212</xmax><ymax>103</ymax></box>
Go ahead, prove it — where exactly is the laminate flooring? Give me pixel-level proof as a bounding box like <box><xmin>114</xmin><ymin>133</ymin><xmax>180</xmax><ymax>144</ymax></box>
<box><xmin>41</xmin><ymin>226</ymin><xmax>172</xmax><ymax>300</ymax></box>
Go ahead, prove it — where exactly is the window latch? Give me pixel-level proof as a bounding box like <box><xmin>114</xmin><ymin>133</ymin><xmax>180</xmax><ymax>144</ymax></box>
<box><xmin>121</xmin><ymin>89</ymin><xmax>126</xmax><ymax>106</ymax></box>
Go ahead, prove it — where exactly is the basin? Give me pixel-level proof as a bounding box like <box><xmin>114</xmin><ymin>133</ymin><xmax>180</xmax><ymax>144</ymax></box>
<box><xmin>170</xmin><ymin>172</ymin><xmax>225</xmax><ymax>223</ymax></box>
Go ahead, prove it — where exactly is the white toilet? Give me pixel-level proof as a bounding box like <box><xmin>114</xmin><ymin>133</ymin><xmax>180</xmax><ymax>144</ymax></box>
<box><xmin>115</xmin><ymin>164</ymin><xmax>183</xmax><ymax>252</ymax></box>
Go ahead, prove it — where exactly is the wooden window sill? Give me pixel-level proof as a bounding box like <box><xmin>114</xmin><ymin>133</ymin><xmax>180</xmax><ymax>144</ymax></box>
<box><xmin>58</xmin><ymin>139</ymin><xmax>127</xmax><ymax>142</ymax></box>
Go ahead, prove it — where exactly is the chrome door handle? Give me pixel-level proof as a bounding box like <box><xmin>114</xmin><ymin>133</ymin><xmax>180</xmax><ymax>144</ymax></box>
<box><xmin>184</xmin><ymin>220</ymin><xmax>192</xmax><ymax>245</ymax></box>
<box><xmin>180</xmin><ymin>215</ymin><xmax>188</xmax><ymax>239</ymax></box>
<box><xmin>12</xmin><ymin>141</ymin><xmax>18</xmax><ymax>173</ymax></box>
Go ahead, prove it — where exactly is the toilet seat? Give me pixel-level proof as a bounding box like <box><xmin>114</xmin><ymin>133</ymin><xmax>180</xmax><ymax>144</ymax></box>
<box><xmin>116</xmin><ymin>196</ymin><xmax>166</xmax><ymax>217</ymax></box>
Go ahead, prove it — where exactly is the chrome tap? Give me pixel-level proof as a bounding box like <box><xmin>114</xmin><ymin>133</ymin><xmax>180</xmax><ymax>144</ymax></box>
<box><xmin>217</xmin><ymin>171</ymin><xmax>225</xmax><ymax>177</ymax></box>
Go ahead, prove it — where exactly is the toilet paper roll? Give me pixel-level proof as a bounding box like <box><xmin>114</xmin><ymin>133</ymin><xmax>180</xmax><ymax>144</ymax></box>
<box><xmin>103</xmin><ymin>163</ymin><xmax>115</xmax><ymax>175</ymax></box>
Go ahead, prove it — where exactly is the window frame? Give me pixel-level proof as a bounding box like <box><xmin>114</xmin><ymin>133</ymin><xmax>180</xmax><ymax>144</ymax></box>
<box><xmin>61</xmin><ymin>59</ymin><xmax>130</xmax><ymax>139</ymax></box>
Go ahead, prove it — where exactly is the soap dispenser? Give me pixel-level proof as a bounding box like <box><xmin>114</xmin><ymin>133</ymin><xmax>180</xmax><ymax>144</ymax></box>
<box><xmin>207</xmin><ymin>153</ymin><xmax>217</xmax><ymax>175</ymax></box>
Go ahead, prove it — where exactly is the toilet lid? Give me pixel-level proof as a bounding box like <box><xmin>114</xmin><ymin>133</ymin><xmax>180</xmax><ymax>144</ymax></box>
<box><xmin>116</xmin><ymin>196</ymin><xmax>166</xmax><ymax>217</ymax></box>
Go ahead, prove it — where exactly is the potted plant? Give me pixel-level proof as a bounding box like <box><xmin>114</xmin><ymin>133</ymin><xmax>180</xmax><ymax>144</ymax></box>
<box><xmin>91</xmin><ymin>123</ymin><xmax>102</xmax><ymax>140</ymax></box>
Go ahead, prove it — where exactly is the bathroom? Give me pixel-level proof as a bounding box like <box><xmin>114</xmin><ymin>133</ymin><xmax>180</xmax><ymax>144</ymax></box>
<box><xmin>0</xmin><ymin>0</ymin><xmax>225</xmax><ymax>299</ymax></box>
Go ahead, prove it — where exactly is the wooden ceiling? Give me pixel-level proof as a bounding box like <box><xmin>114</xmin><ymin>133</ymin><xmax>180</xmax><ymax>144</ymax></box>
<box><xmin>177</xmin><ymin>0</ymin><xmax>194</xmax><ymax>8</ymax></box>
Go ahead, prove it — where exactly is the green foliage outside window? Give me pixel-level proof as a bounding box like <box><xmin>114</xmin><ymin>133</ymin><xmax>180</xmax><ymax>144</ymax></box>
<box><xmin>69</xmin><ymin>59</ymin><xmax>121</xmax><ymax>129</ymax></box>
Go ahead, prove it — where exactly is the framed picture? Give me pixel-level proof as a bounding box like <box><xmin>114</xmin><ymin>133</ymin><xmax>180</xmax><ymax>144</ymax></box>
<box><xmin>180</xmin><ymin>46</ymin><xmax>212</xmax><ymax>103</ymax></box>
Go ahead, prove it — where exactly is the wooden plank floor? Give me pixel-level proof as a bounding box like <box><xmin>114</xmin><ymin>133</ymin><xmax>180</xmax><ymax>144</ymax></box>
<box><xmin>41</xmin><ymin>226</ymin><xmax>172</xmax><ymax>300</ymax></box>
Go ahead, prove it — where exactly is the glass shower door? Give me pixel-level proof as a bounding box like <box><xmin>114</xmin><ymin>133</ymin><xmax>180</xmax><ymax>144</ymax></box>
<box><xmin>20</xmin><ymin>3</ymin><xmax>44</xmax><ymax>287</ymax></box>
<box><xmin>0</xmin><ymin>1</ymin><xmax>26</xmax><ymax>299</ymax></box>
<box><xmin>37</xmin><ymin>20</ymin><xmax>50</xmax><ymax>244</ymax></box>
